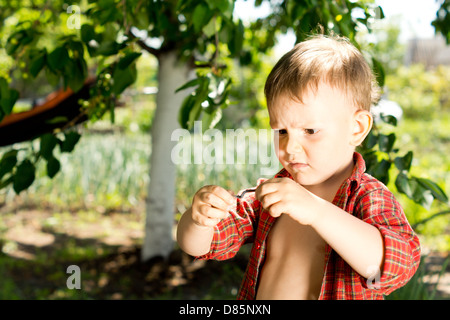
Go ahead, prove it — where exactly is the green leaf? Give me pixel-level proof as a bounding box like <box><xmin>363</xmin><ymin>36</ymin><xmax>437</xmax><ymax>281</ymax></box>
<box><xmin>5</xmin><ymin>33</ymin><xmax>21</xmax><ymax>55</ymax></box>
<box><xmin>188</xmin><ymin>99</ymin><xmax>203</xmax><ymax>130</ymax></box>
<box><xmin>415</xmin><ymin>177</ymin><xmax>449</xmax><ymax>203</ymax></box>
<box><xmin>118</xmin><ymin>52</ymin><xmax>142</xmax><ymax>69</ymax></box>
<box><xmin>110</xmin><ymin>53</ymin><xmax>141</xmax><ymax>95</ymax></box>
<box><xmin>47</xmin><ymin>46</ymin><xmax>69</xmax><ymax>72</ymax></box>
<box><xmin>0</xmin><ymin>78</ymin><xmax>19</xmax><ymax>115</ymax></box>
<box><xmin>40</xmin><ymin>134</ymin><xmax>59</xmax><ymax>160</ymax></box>
<box><xmin>13</xmin><ymin>160</ymin><xmax>35</xmax><ymax>194</ymax></box>
<box><xmin>46</xmin><ymin>116</ymin><xmax>69</xmax><ymax>125</ymax></box>
<box><xmin>380</xmin><ymin>114</ymin><xmax>397</xmax><ymax>126</ymax></box>
<box><xmin>372</xmin><ymin>159</ymin><xmax>391</xmax><ymax>185</ymax></box>
<box><xmin>362</xmin><ymin>131</ymin><xmax>377</xmax><ymax>149</ymax></box>
<box><xmin>201</xmin><ymin>105</ymin><xmax>222</xmax><ymax>130</ymax></box>
<box><xmin>395</xmin><ymin>172</ymin><xmax>413</xmax><ymax>198</ymax></box>
<box><xmin>192</xmin><ymin>4</ymin><xmax>211</xmax><ymax>33</ymax></box>
<box><xmin>176</xmin><ymin>78</ymin><xmax>201</xmax><ymax>93</ymax></box>
<box><xmin>239</xmin><ymin>50</ymin><xmax>253</xmax><ymax>65</ymax></box>
<box><xmin>29</xmin><ymin>49</ymin><xmax>47</xmax><ymax>78</ymax></box>
<box><xmin>0</xmin><ymin>150</ymin><xmax>18</xmax><ymax>180</ymax></box>
<box><xmin>411</xmin><ymin>180</ymin><xmax>434</xmax><ymax>210</ymax></box>
<box><xmin>228</xmin><ymin>19</ymin><xmax>244</xmax><ymax>56</ymax></box>
<box><xmin>111</xmin><ymin>63</ymin><xmax>137</xmax><ymax>95</ymax></box>
<box><xmin>80</xmin><ymin>24</ymin><xmax>98</xmax><ymax>43</ymax></box>
<box><xmin>6</xmin><ymin>29</ymin><xmax>34</xmax><ymax>55</ymax></box>
<box><xmin>202</xmin><ymin>16</ymin><xmax>217</xmax><ymax>38</ymax></box>
<box><xmin>67</xmin><ymin>40</ymin><xmax>85</xmax><ymax>60</ymax></box>
<box><xmin>65</xmin><ymin>57</ymin><xmax>87</xmax><ymax>92</ymax></box>
<box><xmin>45</xmin><ymin>67</ymin><xmax>60</xmax><ymax>87</ymax></box>
<box><xmin>360</xmin><ymin>150</ymin><xmax>378</xmax><ymax>173</ymax></box>
<box><xmin>207</xmin><ymin>0</ymin><xmax>234</xmax><ymax>19</ymax></box>
<box><xmin>109</xmin><ymin>100</ymin><xmax>115</xmax><ymax>123</ymax></box>
<box><xmin>178</xmin><ymin>94</ymin><xmax>195</xmax><ymax>129</ymax></box>
<box><xmin>378</xmin><ymin>133</ymin><xmax>395</xmax><ymax>153</ymax></box>
<box><xmin>376</xmin><ymin>6</ymin><xmax>385</xmax><ymax>20</ymax></box>
<box><xmin>96</xmin><ymin>40</ymin><xmax>126</xmax><ymax>56</ymax></box>
<box><xmin>46</xmin><ymin>156</ymin><xmax>61</xmax><ymax>179</ymax></box>
<box><xmin>394</xmin><ymin>151</ymin><xmax>413</xmax><ymax>172</ymax></box>
<box><xmin>60</xmin><ymin>131</ymin><xmax>81</xmax><ymax>153</ymax></box>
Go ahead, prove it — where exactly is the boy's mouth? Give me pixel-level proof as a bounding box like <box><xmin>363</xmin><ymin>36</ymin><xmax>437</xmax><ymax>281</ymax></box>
<box><xmin>288</xmin><ymin>162</ymin><xmax>309</xmax><ymax>170</ymax></box>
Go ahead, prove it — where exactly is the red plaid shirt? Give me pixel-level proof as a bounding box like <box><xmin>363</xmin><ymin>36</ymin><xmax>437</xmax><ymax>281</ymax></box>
<box><xmin>198</xmin><ymin>152</ymin><xmax>421</xmax><ymax>299</ymax></box>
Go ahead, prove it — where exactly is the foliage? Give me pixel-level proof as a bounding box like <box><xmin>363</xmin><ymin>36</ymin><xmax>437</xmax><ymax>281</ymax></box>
<box><xmin>7</xmin><ymin>132</ymin><xmax>150</xmax><ymax>210</ymax></box>
<box><xmin>356</xmin><ymin>19</ymin><xmax>406</xmax><ymax>76</ymax></box>
<box><xmin>180</xmin><ymin>0</ymin><xmax>386</xmax><ymax>131</ymax></box>
<box><xmin>0</xmin><ymin>77</ymin><xmax>19</xmax><ymax>120</ymax></box>
<box><xmin>0</xmin><ymin>0</ymin><xmax>382</xmax><ymax>193</ymax></box>
<box><xmin>432</xmin><ymin>0</ymin><xmax>450</xmax><ymax>44</ymax></box>
<box><xmin>385</xmin><ymin>64</ymin><xmax>450</xmax><ymax>119</ymax></box>
<box><xmin>358</xmin><ymin>114</ymin><xmax>448</xmax><ymax>211</ymax></box>
<box><xmin>0</xmin><ymin>131</ymin><xmax>80</xmax><ymax>193</ymax></box>
<box><xmin>0</xmin><ymin>0</ymin><xmax>448</xmax><ymax>223</ymax></box>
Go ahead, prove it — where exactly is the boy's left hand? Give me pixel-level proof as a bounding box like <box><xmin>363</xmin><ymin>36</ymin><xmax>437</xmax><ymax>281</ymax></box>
<box><xmin>255</xmin><ymin>177</ymin><xmax>323</xmax><ymax>226</ymax></box>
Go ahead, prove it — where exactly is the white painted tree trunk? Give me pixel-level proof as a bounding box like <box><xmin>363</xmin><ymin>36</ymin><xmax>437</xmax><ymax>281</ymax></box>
<box><xmin>141</xmin><ymin>51</ymin><xmax>192</xmax><ymax>261</ymax></box>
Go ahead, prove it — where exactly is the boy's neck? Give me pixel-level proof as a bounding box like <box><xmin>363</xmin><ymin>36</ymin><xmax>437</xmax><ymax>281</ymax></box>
<box><xmin>302</xmin><ymin>157</ymin><xmax>355</xmax><ymax>202</ymax></box>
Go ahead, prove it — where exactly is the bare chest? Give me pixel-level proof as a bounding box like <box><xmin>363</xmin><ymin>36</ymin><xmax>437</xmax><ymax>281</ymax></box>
<box><xmin>256</xmin><ymin>215</ymin><xmax>327</xmax><ymax>299</ymax></box>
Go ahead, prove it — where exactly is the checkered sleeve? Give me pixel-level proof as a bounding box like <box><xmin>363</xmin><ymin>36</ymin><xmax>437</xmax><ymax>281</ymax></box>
<box><xmin>356</xmin><ymin>186</ymin><xmax>421</xmax><ymax>296</ymax></box>
<box><xmin>196</xmin><ymin>180</ymin><xmax>265</xmax><ymax>261</ymax></box>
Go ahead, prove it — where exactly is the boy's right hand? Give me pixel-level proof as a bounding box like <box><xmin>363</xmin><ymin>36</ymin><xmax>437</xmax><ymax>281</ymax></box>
<box><xmin>191</xmin><ymin>185</ymin><xmax>235</xmax><ymax>228</ymax></box>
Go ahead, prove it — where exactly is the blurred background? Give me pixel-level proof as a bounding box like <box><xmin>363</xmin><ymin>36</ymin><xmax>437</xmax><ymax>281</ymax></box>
<box><xmin>0</xmin><ymin>0</ymin><xmax>449</xmax><ymax>300</ymax></box>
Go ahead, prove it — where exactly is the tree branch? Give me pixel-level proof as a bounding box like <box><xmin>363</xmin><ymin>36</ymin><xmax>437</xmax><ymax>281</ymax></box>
<box><xmin>127</xmin><ymin>30</ymin><xmax>160</xmax><ymax>57</ymax></box>
<box><xmin>412</xmin><ymin>209</ymin><xmax>450</xmax><ymax>229</ymax></box>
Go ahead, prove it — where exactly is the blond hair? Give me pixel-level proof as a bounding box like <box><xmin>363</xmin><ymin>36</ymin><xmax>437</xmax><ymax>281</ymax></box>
<box><xmin>264</xmin><ymin>34</ymin><xmax>380</xmax><ymax>111</ymax></box>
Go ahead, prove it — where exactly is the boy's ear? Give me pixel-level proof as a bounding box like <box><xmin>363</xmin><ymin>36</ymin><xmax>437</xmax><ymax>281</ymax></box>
<box><xmin>350</xmin><ymin>110</ymin><xmax>373</xmax><ymax>146</ymax></box>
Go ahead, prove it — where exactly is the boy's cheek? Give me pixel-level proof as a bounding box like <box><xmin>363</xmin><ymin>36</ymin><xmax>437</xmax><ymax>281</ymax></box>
<box><xmin>275</xmin><ymin>145</ymin><xmax>286</xmax><ymax>162</ymax></box>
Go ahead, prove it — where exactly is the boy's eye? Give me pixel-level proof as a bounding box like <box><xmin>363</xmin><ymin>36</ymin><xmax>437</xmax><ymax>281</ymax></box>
<box><xmin>275</xmin><ymin>129</ymin><xmax>287</xmax><ymax>135</ymax></box>
<box><xmin>304</xmin><ymin>129</ymin><xmax>319</xmax><ymax>135</ymax></box>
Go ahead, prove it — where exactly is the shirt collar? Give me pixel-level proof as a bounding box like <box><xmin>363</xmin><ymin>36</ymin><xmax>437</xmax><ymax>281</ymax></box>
<box><xmin>349</xmin><ymin>152</ymin><xmax>366</xmax><ymax>189</ymax></box>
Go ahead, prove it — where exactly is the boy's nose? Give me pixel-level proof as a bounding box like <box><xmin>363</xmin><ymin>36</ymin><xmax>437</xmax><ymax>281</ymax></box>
<box><xmin>286</xmin><ymin>137</ymin><xmax>304</xmax><ymax>154</ymax></box>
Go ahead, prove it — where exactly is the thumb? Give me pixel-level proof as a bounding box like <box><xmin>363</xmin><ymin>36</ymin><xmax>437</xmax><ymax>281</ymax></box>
<box><xmin>227</xmin><ymin>189</ymin><xmax>235</xmax><ymax>197</ymax></box>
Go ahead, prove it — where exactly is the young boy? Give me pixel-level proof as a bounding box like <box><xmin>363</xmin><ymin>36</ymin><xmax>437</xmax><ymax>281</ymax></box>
<box><xmin>176</xmin><ymin>34</ymin><xmax>421</xmax><ymax>300</ymax></box>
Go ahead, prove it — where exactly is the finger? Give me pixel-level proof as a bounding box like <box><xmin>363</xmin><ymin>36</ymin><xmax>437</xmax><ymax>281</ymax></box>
<box><xmin>198</xmin><ymin>190</ymin><xmax>234</xmax><ymax>212</ymax></box>
<box><xmin>198</xmin><ymin>204</ymin><xmax>228</xmax><ymax>220</ymax></box>
<box><xmin>256</xmin><ymin>179</ymin><xmax>279</xmax><ymax>200</ymax></box>
<box><xmin>259</xmin><ymin>191</ymin><xmax>282</xmax><ymax>210</ymax></box>
<box><xmin>206</xmin><ymin>185</ymin><xmax>236</xmax><ymax>205</ymax></box>
<box><xmin>192</xmin><ymin>215</ymin><xmax>221</xmax><ymax>228</ymax></box>
<box><xmin>227</xmin><ymin>189</ymin><xmax>236</xmax><ymax>197</ymax></box>
<box><xmin>267</xmin><ymin>201</ymin><xmax>285</xmax><ymax>218</ymax></box>
<box><xmin>192</xmin><ymin>205</ymin><xmax>226</xmax><ymax>228</ymax></box>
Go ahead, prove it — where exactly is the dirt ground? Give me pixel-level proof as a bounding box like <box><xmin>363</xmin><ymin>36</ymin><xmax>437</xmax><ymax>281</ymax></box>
<box><xmin>0</xmin><ymin>206</ymin><xmax>248</xmax><ymax>299</ymax></box>
<box><xmin>0</xmin><ymin>206</ymin><xmax>449</xmax><ymax>300</ymax></box>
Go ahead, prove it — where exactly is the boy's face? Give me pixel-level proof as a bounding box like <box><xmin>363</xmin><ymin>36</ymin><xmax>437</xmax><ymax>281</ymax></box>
<box><xmin>269</xmin><ymin>83</ymin><xmax>362</xmax><ymax>189</ymax></box>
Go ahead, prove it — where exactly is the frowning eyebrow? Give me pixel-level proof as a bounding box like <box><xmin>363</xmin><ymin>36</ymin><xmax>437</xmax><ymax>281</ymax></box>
<box><xmin>269</xmin><ymin>120</ymin><xmax>321</xmax><ymax>129</ymax></box>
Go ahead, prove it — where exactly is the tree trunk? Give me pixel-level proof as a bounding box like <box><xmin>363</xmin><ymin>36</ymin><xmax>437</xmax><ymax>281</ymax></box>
<box><xmin>141</xmin><ymin>51</ymin><xmax>192</xmax><ymax>261</ymax></box>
